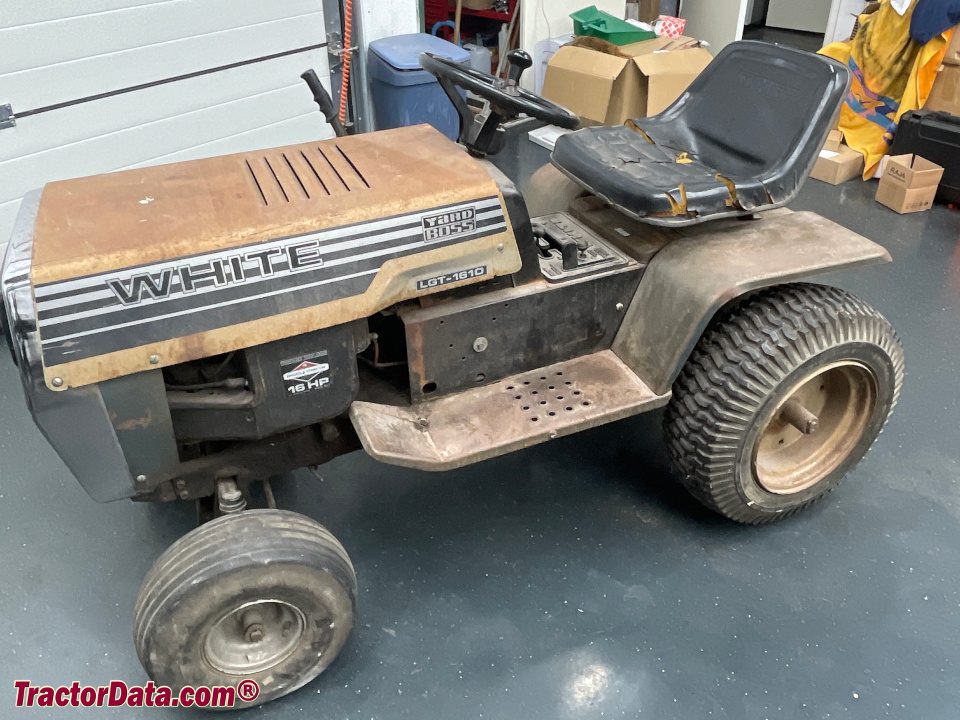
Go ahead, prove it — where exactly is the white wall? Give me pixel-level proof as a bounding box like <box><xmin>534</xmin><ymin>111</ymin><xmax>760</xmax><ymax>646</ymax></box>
<box><xmin>767</xmin><ymin>0</ymin><xmax>832</xmax><ymax>34</ymax></box>
<box><xmin>824</xmin><ymin>0</ymin><xmax>869</xmax><ymax>45</ymax></box>
<box><xmin>682</xmin><ymin>0</ymin><xmax>749</xmax><ymax>53</ymax></box>
<box><xmin>355</xmin><ymin>0</ymin><xmax>421</xmax><ymax>129</ymax></box>
<box><xmin>356</xmin><ymin>0</ymin><xmax>420</xmax><ymax>45</ymax></box>
<box><xmin>519</xmin><ymin>0</ymin><xmax>626</xmax><ymax>89</ymax></box>
<box><xmin>0</xmin><ymin>0</ymin><xmax>332</xmax><ymax>254</ymax></box>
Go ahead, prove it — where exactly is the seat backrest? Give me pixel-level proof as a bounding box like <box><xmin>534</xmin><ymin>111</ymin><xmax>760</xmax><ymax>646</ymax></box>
<box><xmin>648</xmin><ymin>41</ymin><xmax>850</xmax><ymax>183</ymax></box>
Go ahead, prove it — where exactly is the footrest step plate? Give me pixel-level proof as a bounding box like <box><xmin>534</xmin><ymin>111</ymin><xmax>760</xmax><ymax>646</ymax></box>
<box><xmin>349</xmin><ymin>350</ymin><xmax>669</xmax><ymax>471</ymax></box>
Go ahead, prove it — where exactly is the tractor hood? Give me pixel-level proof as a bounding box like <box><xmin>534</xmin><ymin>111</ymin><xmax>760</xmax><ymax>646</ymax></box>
<box><xmin>16</xmin><ymin>125</ymin><xmax>521</xmax><ymax>390</ymax></box>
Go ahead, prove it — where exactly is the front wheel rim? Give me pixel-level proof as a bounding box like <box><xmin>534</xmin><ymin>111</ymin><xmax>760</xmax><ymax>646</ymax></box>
<box><xmin>753</xmin><ymin>361</ymin><xmax>878</xmax><ymax>495</ymax></box>
<box><xmin>203</xmin><ymin>600</ymin><xmax>306</xmax><ymax>675</ymax></box>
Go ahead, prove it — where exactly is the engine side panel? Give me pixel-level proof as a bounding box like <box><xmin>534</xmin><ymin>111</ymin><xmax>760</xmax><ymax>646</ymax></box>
<box><xmin>401</xmin><ymin>270</ymin><xmax>642</xmax><ymax>404</ymax></box>
<box><xmin>168</xmin><ymin>323</ymin><xmax>364</xmax><ymax>442</ymax></box>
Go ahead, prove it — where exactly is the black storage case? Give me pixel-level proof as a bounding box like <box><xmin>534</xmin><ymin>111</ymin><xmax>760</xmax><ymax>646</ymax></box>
<box><xmin>891</xmin><ymin>110</ymin><xmax>960</xmax><ymax>204</ymax></box>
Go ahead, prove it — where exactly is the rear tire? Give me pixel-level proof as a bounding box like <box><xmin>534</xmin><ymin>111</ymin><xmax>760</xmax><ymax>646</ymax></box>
<box><xmin>663</xmin><ymin>283</ymin><xmax>904</xmax><ymax>524</ymax></box>
<box><xmin>134</xmin><ymin>509</ymin><xmax>356</xmax><ymax>708</ymax></box>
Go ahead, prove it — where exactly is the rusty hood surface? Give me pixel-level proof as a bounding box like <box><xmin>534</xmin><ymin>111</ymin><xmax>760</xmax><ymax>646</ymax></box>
<box><xmin>24</xmin><ymin>125</ymin><xmax>520</xmax><ymax>389</ymax></box>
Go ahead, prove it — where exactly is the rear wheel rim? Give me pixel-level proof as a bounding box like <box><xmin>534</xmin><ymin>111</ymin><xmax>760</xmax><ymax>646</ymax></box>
<box><xmin>203</xmin><ymin>600</ymin><xmax>306</xmax><ymax>675</ymax></box>
<box><xmin>753</xmin><ymin>361</ymin><xmax>878</xmax><ymax>495</ymax></box>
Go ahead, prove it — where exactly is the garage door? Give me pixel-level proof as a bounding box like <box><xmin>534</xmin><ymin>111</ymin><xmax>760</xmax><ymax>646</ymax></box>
<box><xmin>0</xmin><ymin>0</ymin><xmax>334</xmax><ymax>252</ymax></box>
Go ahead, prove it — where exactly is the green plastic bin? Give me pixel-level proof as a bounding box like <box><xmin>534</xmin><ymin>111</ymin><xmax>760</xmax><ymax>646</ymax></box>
<box><xmin>570</xmin><ymin>5</ymin><xmax>657</xmax><ymax>45</ymax></box>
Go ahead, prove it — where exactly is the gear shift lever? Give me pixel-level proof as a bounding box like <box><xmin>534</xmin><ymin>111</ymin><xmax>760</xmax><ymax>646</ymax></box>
<box><xmin>505</xmin><ymin>50</ymin><xmax>533</xmax><ymax>87</ymax></box>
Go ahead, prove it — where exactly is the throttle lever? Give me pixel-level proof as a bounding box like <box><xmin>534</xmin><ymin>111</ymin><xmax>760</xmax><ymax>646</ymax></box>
<box><xmin>301</xmin><ymin>69</ymin><xmax>349</xmax><ymax>137</ymax></box>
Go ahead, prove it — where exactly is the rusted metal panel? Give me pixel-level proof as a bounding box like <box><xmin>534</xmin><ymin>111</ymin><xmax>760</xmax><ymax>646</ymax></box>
<box><xmin>349</xmin><ymin>349</ymin><xmax>670</xmax><ymax>471</ymax></box>
<box><xmin>612</xmin><ymin>209</ymin><xmax>893</xmax><ymax>395</ymax></box>
<box><xmin>522</xmin><ymin>162</ymin><xmax>586</xmax><ymax>218</ymax></box>
<box><xmin>29</xmin><ymin>126</ymin><xmax>523</xmax><ymax>390</ymax></box>
<box><xmin>32</xmin><ymin>126</ymin><xmax>502</xmax><ymax>284</ymax></box>
<box><xmin>569</xmin><ymin>195</ymin><xmax>677</xmax><ymax>264</ymax></box>
<box><xmin>399</xmin><ymin>264</ymin><xmax>641</xmax><ymax>403</ymax></box>
<box><xmin>99</xmin><ymin>369</ymin><xmax>180</xmax><ymax>491</ymax></box>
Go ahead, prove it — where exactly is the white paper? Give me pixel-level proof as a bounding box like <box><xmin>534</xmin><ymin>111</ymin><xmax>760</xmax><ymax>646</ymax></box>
<box><xmin>819</xmin><ymin>149</ymin><xmax>840</xmax><ymax>159</ymax></box>
<box><xmin>528</xmin><ymin>125</ymin><xmax>574</xmax><ymax>151</ymax></box>
<box><xmin>891</xmin><ymin>0</ymin><xmax>910</xmax><ymax>16</ymax></box>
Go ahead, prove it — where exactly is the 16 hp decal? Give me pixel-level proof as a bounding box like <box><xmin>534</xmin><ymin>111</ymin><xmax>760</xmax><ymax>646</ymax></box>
<box><xmin>281</xmin><ymin>351</ymin><xmax>330</xmax><ymax>395</ymax></box>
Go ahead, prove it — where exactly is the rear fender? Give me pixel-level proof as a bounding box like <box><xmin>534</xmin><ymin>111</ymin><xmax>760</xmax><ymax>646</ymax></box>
<box><xmin>612</xmin><ymin>209</ymin><xmax>892</xmax><ymax>395</ymax></box>
<box><xmin>522</xmin><ymin>163</ymin><xmax>586</xmax><ymax>218</ymax></box>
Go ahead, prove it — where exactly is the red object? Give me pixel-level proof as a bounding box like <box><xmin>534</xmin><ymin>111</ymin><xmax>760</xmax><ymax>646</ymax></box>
<box><xmin>425</xmin><ymin>0</ymin><xmax>449</xmax><ymax>31</ymax></box>
<box><xmin>339</xmin><ymin>0</ymin><xmax>353</xmax><ymax>124</ymax></box>
<box><xmin>458</xmin><ymin>2</ymin><xmax>514</xmax><ymax>21</ymax></box>
<box><xmin>426</xmin><ymin>0</ymin><xmax>517</xmax><ymax>34</ymax></box>
<box><xmin>657</xmin><ymin>15</ymin><xmax>686</xmax><ymax>39</ymax></box>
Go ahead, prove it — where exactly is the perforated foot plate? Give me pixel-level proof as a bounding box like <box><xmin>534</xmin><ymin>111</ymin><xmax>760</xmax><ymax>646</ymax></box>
<box><xmin>349</xmin><ymin>350</ymin><xmax>670</xmax><ymax>471</ymax></box>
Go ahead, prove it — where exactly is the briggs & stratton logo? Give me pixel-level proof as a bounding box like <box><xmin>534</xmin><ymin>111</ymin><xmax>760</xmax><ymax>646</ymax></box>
<box><xmin>280</xmin><ymin>350</ymin><xmax>331</xmax><ymax>396</ymax></box>
<box><xmin>283</xmin><ymin>360</ymin><xmax>330</xmax><ymax>383</ymax></box>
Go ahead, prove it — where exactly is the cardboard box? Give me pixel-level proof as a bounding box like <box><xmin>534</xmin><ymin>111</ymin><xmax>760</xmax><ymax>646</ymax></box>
<box><xmin>541</xmin><ymin>36</ymin><xmax>713</xmax><ymax>125</ymax></box>
<box><xmin>810</xmin><ymin>144</ymin><xmax>865</xmax><ymax>185</ymax></box>
<box><xmin>927</xmin><ymin>63</ymin><xmax>960</xmax><ymax>116</ymax></box>
<box><xmin>461</xmin><ymin>0</ymin><xmax>494</xmax><ymax>9</ymax></box>
<box><xmin>823</xmin><ymin>129</ymin><xmax>844</xmax><ymax>153</ymax></box>
<box><xmin>629</xmin><ymin>38</ymin><xmax>712</xmax><ymax>117</ymax></box>
<box><xmin>944</xmin><ymin>26</ymin><xmax>960</xmax><ymax>66</ymax></box>
<box><xmin>875</xmin><ymin>154</ymin><xmax>945</xmax><ymax>213</ymax></box>
<box><xmin>542</xmin><ymin>45</ymin><xmax>639</xmax><ymax>126</ymax></box>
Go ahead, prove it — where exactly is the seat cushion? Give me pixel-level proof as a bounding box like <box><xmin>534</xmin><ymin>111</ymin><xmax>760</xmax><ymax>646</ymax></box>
<box><xmin>552</xmin><ymin>124</ymin><xmax>767</xmax><ymax>225</ymax></box>
<box><xmin>549</xmin><ymin>41</ymin><xmax>851</xmax><ymax>226</ymax></box>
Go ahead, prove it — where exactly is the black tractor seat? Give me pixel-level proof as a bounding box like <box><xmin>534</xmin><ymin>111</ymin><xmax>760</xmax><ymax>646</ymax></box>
<box><xmin>551</xmin><ymin>41</ymin><xmax>851</xmax><ymax>226</ymax></box>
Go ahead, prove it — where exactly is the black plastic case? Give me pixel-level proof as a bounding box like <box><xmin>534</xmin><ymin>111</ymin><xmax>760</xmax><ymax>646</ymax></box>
<box><xmin>891</xmin><ymin>110</ymin><xmax>960</xmax><ymax>204</ymax></box>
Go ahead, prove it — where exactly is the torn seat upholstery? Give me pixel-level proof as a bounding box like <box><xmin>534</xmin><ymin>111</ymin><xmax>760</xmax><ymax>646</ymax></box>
<box><xmin>551</xmin><ymin>41</ymin><xmax>851</xmax><ymax>226</ymax></box>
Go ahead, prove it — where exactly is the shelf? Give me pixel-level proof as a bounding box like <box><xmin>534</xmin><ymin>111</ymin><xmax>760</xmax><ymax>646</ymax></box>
<box><xmin>450</xmin><ymin>0</ymin><xmax>517</xmax><ymax>23</ymax></box>
<box><xmin>460</xmin><ymin>7</ymin><xmax>511</xmax><ymax>21</ymax></box>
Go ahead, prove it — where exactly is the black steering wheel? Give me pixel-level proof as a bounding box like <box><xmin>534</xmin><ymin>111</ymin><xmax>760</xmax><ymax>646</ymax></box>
<box><xmin>420</xmin><ymin>51</ymin><xmax>579</xmax><ymax>157</ymax></box>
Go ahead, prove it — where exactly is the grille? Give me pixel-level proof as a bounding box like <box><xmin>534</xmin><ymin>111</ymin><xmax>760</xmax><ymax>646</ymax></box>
<box><xmin>245</xmin><ymin>145</ymin><xmax>370</xmax><ymax>206</ymax></box>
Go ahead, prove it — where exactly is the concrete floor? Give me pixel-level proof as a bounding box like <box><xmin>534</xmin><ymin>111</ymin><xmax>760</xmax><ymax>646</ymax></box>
<box><xmin>3</xmin><ymin>133</ymin><xmax>960</xmax><ymax>720</ymax></box>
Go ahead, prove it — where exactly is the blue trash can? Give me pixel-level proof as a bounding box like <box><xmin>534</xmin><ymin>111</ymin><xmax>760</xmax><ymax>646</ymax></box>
<box><xmin>368</xmin><ymin>33</ymin><xmax>471</xmax><ymax>141</ymax></box>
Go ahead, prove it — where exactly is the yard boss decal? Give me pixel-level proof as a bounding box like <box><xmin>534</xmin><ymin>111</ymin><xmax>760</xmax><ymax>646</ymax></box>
<box><xmin>422</xmin><ymin>208</ymin><xmax>476</xmax><ymax>242</ymax></box>
<box><xmin>33</xmin><ymin>197</ymin><xmax>506</xmax><ymax>367</ymax></box>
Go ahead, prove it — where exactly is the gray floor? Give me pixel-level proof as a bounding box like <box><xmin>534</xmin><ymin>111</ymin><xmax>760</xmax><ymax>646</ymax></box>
<box><xmin>3</xmin><ymin>133</ymin><xmax>960</xmax><ymax>719</ymax></box>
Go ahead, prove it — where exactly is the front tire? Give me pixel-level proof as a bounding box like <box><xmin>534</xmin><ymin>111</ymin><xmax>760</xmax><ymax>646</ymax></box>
<box><xmin>134</xmin><ymin>509</ymin><xmax>356</xmax><ymax>708</ymax></box>
<box><xmin>663</xmin><ymin>283</ymin><xmax>904</xmax><ymax>524</ymax></box>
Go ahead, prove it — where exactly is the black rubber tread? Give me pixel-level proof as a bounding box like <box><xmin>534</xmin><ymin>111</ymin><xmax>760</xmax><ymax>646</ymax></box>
<box><xmin>133</xmin><ymin>509</ymin><xmax>356</xmax><ymax>704</ymax></box>
<box><xmin>663</xmin><ymin>283</ymin><xmax>904</xmax><ymax>525</ymax></box>
<box><xmin>135</xmin><ymin>510</ymin><xmax>354</xmax><ymax>648</ymax></box>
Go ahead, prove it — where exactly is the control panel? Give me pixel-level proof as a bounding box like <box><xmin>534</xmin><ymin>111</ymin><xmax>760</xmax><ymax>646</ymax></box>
<box><xmin>532</xmin><ymin>213</ymin><xmax>631</xmax><ymax>283</ymax></box>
